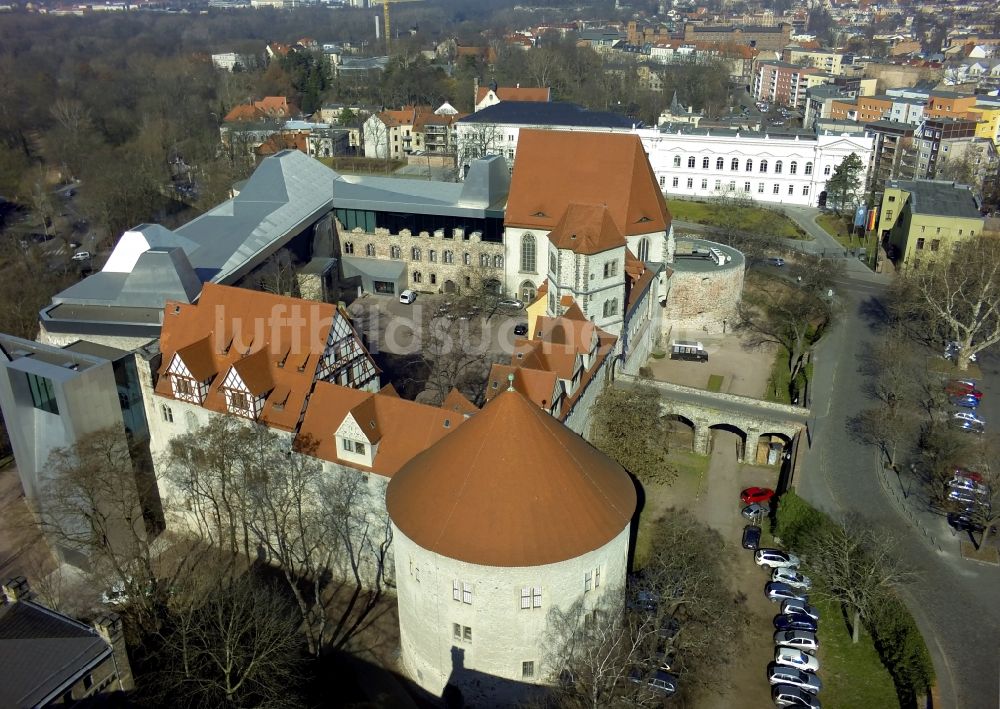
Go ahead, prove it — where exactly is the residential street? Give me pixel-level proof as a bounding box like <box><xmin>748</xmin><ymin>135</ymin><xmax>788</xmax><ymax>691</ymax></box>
<box><xmin>799</xmin><ymin>270</ymin><xmax>1000</xmax><ymax>709</ymax></box>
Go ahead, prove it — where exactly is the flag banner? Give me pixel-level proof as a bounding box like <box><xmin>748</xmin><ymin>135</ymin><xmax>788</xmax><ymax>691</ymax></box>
<box><xmin>854</xmin><ymin>206</ymin><xmax>866</xmax><ymax>228</ymax></box>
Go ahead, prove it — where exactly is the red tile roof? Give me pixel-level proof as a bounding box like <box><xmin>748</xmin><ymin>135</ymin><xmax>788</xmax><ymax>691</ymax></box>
<box><xmin>156</xmin><ymin>284</ymin><xmax>369</xmax><ymax>432</ymax></box>
<box><xmin>385</xmin><ymin>389</ymin><xmax>636</xmax><ymax>567</ymax></box>
<box><xmin>507</xmin><ymin>130</ymin><xmax>672</xmax><ymax>237</ymax></box>
<box><xmin>298</xmin><ymin>382</ymin><xmax>466</xmax><ymax>476</ymax></box>
<box><xmin>475</xmin><ymin>86</ymin><xmax>552</xmax><ymax>104</ymax></box>
<box><xmin>548</xmin><ymin>203</ymin><xmax>626</xmax><ymax>255</ymax></box>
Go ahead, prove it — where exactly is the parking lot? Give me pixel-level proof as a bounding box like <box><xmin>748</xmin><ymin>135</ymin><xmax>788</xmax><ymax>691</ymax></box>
<box><xmin>645</xmin><ymin>332</ymin><xmax>779</xmax><ymax>398</ymax></box>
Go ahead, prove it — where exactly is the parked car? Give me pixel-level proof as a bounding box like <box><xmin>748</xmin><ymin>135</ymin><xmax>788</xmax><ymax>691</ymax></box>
<box><xmin>756</xmin><ymin>549</ymin><xmax>800</xmax><ymax>569</ymax></box>
<box><xmin>767</xmin><ymin>257</ymin><xmax>786</xmax><ymax>267</ymax></box>
<box><xmin>950</xmin><ymin>394</ymin><xmax>981</xmax><ymax>409</ymax></box>
<box><xmin>742</xmin><ymin>502</ymin><xmax>771</xmax><ymax>519</ymax></box>
<box><xmin>626</xmin><ymin>588</ymin><xmax>659</xmax><ymax>613</ymax></box>
<box><xmin>71</xmin><ymin>251</ymin><xmax>91</xmax><ymax>261</ymax></box>
<box><xmin>774</xmin><ymin>630</ymin><xmax>819</xmax><ymax>654</ymax></box>
<box><xmin>947</xmin><ymin>512</ymin><xmax>989</xmax><ymax>534</ymax></box>
<box><xmin>767</xmin><ymin>662</ymin><xmax>822</xmax><ymax>694</ymax></box>
<box><xmin>398</xmin><ymin>289</ymin><xmax>417</xmax><ymax>304</ymax></box>
<box><xmin>774</xmin><ymin>647</ymin><xmax>819</xmax><ymax>673</ymax></box>
<box><xmin>628</xmin><ymin>667</ymin><xmax>678</xmax><ymax>696</ymax></box>
<box><xmin>950</xmin><ymin>418</ymin><xmax>985</xmax><ymax>434</ymax></box>
<box><xmin>772</xmin><ymin>568</ymin><xmax>811</xmax><ymax>590</ymax></box>
<box><xmin>765</xmin><ymin>582</ymin><xmax>808</xmax><ymax>604</ymax></box>
<box><xmin>781</xmin><ymin>600</ymin><xmax>820</xmax><ymax>621</ymax></box>
<box><xmin>774</xmin><ymin>613</ymin><xmax>818</xmax><ymax>633</ymax></box>
<box><xmin>772</xmin><ymin>684</ymin><xmax>822</xmax><ymax>708</ymax></box>
<box><xmin>953</xmin><ymin>468</ymin><xmax>984</xmax><ymax>483</ymax></box>
<box><xmin>513</xmin><ymin>323</ymin><xmax>529</xmax><ymax>337</ymax></box>
<box><xmin>947</xmin><ymin>488</ymin><xmax>989</xmax><ymax>508</ymax></box>
<box><xmin>498</xmin><ymin>297</ymin><xmax>524</xmax><ymax>310</ymax></box>
<box><xmin>947</xmin><ymin>476</ymin><xmax>990</xmax><ymax>496</ymax></box>
<box><xmin>742</xmin><ymin>525</ymin><xmax>762</xmax><ymax>550</ymax></box>
<box><xmin>741</xmin><ymin>487</ymin><xmax>775</xmax><ymax>504</ymax></box>
<box><xmin>945</xmin><ymin>380</ymin><xmax>981</xmax><ymax>399</ymax></box>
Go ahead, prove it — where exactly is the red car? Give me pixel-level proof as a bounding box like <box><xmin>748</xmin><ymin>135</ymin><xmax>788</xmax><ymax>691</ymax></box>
<box><xmin>741</xmin><ymin>487</ymin><xmax>776</xmax><ymax>504</ymax></box>
<box><xmin>953</xmin><ymin>468</ymin><xmax>983</xmax><ymax>483</ymax></box>
<box><xmin>945</xmin><ymin>380</ymin><xmax>982</xmax><ymax>399</ymax></box>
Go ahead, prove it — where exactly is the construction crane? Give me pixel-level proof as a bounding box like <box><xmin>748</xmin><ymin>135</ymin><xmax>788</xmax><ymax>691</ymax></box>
<box><xmin>382</xmin><ymin>0</ymin><xmax>396</xmax><ymax>55</ymax></box>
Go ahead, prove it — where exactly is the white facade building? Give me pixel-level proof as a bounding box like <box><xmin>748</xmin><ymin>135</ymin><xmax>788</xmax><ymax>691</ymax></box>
<box><xmin>386</xmin><ymin>390</ymin><xmax>636</xmax><ymax>704</ymax></box>
<box><xmin>637</xmin><ymin>127</ymin><xmax>874</xmax><ymax>207</ymax></box>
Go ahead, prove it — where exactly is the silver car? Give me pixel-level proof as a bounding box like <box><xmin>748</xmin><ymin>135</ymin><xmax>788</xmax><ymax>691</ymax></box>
<box><xmin>781</xmin><ymin>600</ymin><xmax>820</xmax><ymax>621</ymax></box>
<box><xmin>767</xmin><ymin>662</ymin><xmax>822</xmax><ymax>694</ymax></box>
<box><xmin>774</xmin><ymin>630</ymin><xmax>819</xmax><ymax>654</ymax></box>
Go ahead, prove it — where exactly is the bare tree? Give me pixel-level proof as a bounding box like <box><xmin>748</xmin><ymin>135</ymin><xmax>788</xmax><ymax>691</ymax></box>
<box><xmin>591</xmin><ymin>384</ymin><xmax>676</xmax><ymax>487</ymax></box>
<box><xmin>41</xmin><ymin>427</ymin><xmax>164</xmax><ymax>628</ymax></box>
<box><xmin>546</xmin><ymin>510</ymin><xmax>749</xmax><ymax>706</ymax></box>
<box><xmin>416</xmin><ymin>314</ymin><xmax>499</xmax><ymax>405</ymax></box>
<box><xmin>892</xmin><ymin>236</ymin><xmax>1000</xmax><ymax>371</ymax></box>
<box><xmin>151</xmin><ymin>563</ymin><xmax>304</xmax><ymax>708</ymax></box>
<box><xmin>738</xmin><ymin>268</ymin><xmax>833</xmax><ymax>401</ymax></box>
<box><xmin>244</xmin><ymin>248</ymin><xmax>298</xmax><ymax>296</ymax></box>
<box><xmin>851</xmin><ymin>332</ymin><xmax>927</xmax><ymax>469</ymax></box>
<box><xmin>545</xmin><ymin>593</ymin><xmax>662</xmax><ymax>709</ymax></box>
<box><xmin>803</xmin><ymin>519</ymin><xmax>913</xmax><ymax>644</ymax></box>
<box><xmin>455</xmin><ymin>122</ymin><xmax>505</xmax><ymax>176</ymax></box>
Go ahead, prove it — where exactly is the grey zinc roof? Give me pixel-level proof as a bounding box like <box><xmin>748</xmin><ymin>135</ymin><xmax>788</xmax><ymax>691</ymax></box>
<box><xmin>890</xmin><ymin>180</ymin><xmax>982</xmax><ymax>219</ymax></box>
<box><xmin>458</xmin><ymin>101</ymin><xmax>636</xmax><ymax>128</ymax></box>
<box><xmin>177</xmin><ymin>150</ymin><xmax>336</xmax><ymax>280</ymax></box>
<box><xmin>331</xmin><ymin>155</ymin><xmax>509</xmax><ymax>217</ymax></box>
<box><xmin>0</xmin><ymin>601</ymin><xmax>112</xmax><ymax>707</ymax></box>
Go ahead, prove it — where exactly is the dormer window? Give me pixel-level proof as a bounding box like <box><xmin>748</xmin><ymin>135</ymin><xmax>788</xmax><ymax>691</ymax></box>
<box><xmin>341</xmin><ymin>438</ymin><xmax>366</xmax><ymax>455</ymax></box>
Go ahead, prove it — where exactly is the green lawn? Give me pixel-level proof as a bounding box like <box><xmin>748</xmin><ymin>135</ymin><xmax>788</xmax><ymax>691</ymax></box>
<box><xmin>707</xmin><ymin>374</ymin><xmax>724</xmax><ymax>392</ymax></box>
<box><xmin>669</xmin><ymin>199</ymin><xmax>808</xmax><ymax>239</ymax></box>
<box><xmin>816</xmin><ymin>212</ymin><xmax>856</xmax><ymax>249</ymax></box>
<box><xmin>632</xmin><ymin>449</ymin><xmax>709</xmax><ymax>566</ymax></box>
<box><xmin>813</xmin><ymin>598</ymin><xmax>900</xmax><ymax>709</ymax></box>
<box><xmin>764</xmin><ymin>348</ymin><xmax>792</xmax><ymax>404</ymax></box>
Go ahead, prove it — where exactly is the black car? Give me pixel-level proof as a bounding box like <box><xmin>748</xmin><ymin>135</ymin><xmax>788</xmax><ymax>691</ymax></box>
<box><xmin>513</xmin><ymin>323</ymin><xmax>529</xmax><ymax>337</ymax></box>
<box><xmin>742</xmin><ymin>524</ymin><xmax>762</xmax><ymax>550</ymax></box>
<box><xmin>773</xmin><ymin>613</ymin><xmax>818</xmax><ymax>633</ymax></box>
<box><xmin>626</xmin><ymin>588</ymin><xmax>659</xmax><ymax>613</ymax></box>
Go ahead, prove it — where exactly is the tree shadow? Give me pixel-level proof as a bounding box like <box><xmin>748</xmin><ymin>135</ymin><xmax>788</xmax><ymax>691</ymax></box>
<box><xmin>856</xmin><ymin>294</ymin><xmax>892</xmax><ymax>332</ymax></box>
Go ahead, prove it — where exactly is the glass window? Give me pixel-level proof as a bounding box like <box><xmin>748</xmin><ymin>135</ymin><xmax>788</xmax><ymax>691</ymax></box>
<box><xmin>702</xmin><ymin>157</ymin><xmax>710</xmax><ymax>169</ymax></box>
<box><xmin>522</xmin><ymin>661</ymin><xmax>534</xmax><ymax>678</ymax></box>
<box><xmin>773</xmin><ymin>184</ymin><xmax>780</xmax><ymax>194</ymax></box>
<box><xmin>444</xmin><ymin>250</ymin><xmax>454</xmax><ymax>264</ymax></box>
<box><xmin>790</xmin><ymin>161</ymin><xmax>797</xmax><ymax>175</ymax></box>
<box><xmin>390</xmin><ymin>245</ymin><xmax>401</xmax><ymax>259</ymax></box>
<box><xmin>411</xmin><ymin>247</ymin><xmax>421</xmax><ymax>261</ymax></box>
<box><xmin>758</xmin><ymin>182</ymin><xmax>765</xmax><ymax>193</ymax></box>
<box><xmin>686</xmin><ymin>178</ymin><xmax>693</xmax><ymax>188</ymax></box>
<box><xmin>26</xmin><ymin>373</ymin><xmax>58</xmax><ymax>414</ymax></box>
<box><xmin>804</xmin><ymin>162</ymin><xmax>813</xmax><ymax>175</ymax></box>
<box><xmin>823</xmin><ymin>165</ymin><xmax>831</xmax><ymax>175</ymax></box>
<box><xmin>673</xmin><ymin>155</ymin><xmax>681</xmax><ymax>167</ymax></box>
<box><xmin>659</xmin><ymin>175</ymin><xmax>665</xmax><ymax>187</ymax></box>
<box><xmin>746</xmin><ymin>159</ymin><xmax>753</xmax><ymax>172</ymax></box>
<box><xmin>687</xmin><ymin>156</ymin><xmax>695</xmax><ymax>168</ymax></box>
<box><xmin>494</xmin><ymin>254</ymin><xmax>503</xmax><ymax>268</ymax></box>
<box><xmin>701</xmin><ymin>179</ymin><xmax>708</xmax><ymax>189</ymax></box>
<box><xmin>731</xmin><ymin>158</ymin><xmax>739</xmax><ymax>171</ymax></box>
<box><xmin>672</xmin><ymin>177</ymin><xmax>679</xmax><ymax>187</ymax></box>
<box><xmin>716</xmin><ymin>157</ymin><xmax>724</xmax><ymax>170</ymax></box>
<box><xmin>429</xmin><ymin>250</ymin><xmax>437</xmax><ymax>263</ymax></box>
<box><xmin>365</xmin><ymin>243</ymin><xmax>375</xmax><ymax>257</ymax></box>
<box><xmin>775</xmin><ymin>160</ymin><xmax>783</xmax><ymax>174</ymax></box>
<box><xmin>744</xmin><ymin>182</ymin><xmax>751</xmax><ymax>192</ymax></box>
<box><xmin>803</xmin><ymin>185</ymin><xmax>810</xmax><ymax>195</ymax></box>
<box><xmin>788</xmin><ymin>185</ymin><xmax>794</xmax><ymax>195</ymax></box>
<box><xmin>521</xmin><ymin>234</ymin><xmax>536</xmax><ymax>272</ymax></box>
<box><xmin>760</xmin><ymin>160</ymin><xmax>768</xmax><ymax>173</ymax></box>
<box><xmin>464</xmin><ymin>252</ymin><xmax>471</xmax><ymax>265</ymax></box>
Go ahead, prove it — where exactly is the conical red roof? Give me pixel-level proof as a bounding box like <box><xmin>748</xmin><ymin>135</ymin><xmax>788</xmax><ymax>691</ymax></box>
<box><xmin>386</xmin><ymin>390</ymin><xmax>636</xmax><ymax>567</ymax></box>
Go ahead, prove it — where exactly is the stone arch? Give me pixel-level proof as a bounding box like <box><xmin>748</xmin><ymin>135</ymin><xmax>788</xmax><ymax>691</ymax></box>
<box><xmin>443</xmin><ymin>279</ymin><xmax>457</xmax><ymax>294</ymax></box>
<box><xmin>662</xmin><ymin>413</ymin><xmax>696</xmax><ymax>452</ymax></box>
<box><xmin>519</xmin><ymin>280</ymin><xmax>536</xmax><ymax>302</ymax></box>
<box><xmin>707</xmin><ymin>422</ymin><xmax>747</xmax><ymax>460</ymax></box>
<box><xmin>754</xmin><ymin>431</ymin><xmax>792</xmax><ymax>466</ymax></box>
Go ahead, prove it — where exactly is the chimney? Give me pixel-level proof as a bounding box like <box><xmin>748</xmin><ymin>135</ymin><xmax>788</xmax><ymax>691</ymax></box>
<box><xmin>2</xmin><ymin>575</ymin><xmax>32</xmax><ymax>603</ymax></box>
<box><xmin>94</xmin><ymin>612</ymin><xmax>136</xmax><ymax>691</ymax></box>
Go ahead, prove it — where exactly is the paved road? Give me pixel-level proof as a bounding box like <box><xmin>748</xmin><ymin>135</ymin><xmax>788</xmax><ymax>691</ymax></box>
<box><xmin>626</xmin><ymin>377</ymin><xmax>811</xmax><ymax>427</ymax></box>
<box><xmin>800</xmin><ymin>274</ymin><xmax>1000</xmax><ymax>709</ymax></box>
